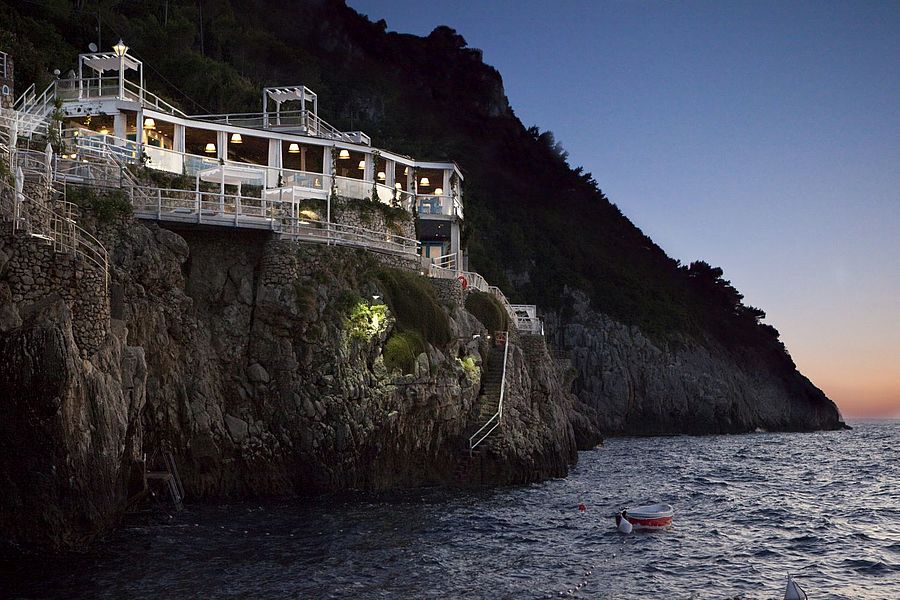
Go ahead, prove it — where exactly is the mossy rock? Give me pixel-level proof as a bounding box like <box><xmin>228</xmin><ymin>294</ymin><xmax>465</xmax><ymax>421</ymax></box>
<box><xmin>383</xmin><ymin>331</ymin><xmax>426</xmax><ymax>374</ymax></box>
<box><xmin>464</xmin><ymin>291</ymin><xmax>509</xmax><ymax>333</ymax></box>
<box><xmin>375</xmin><ymin>268</ymin><xmax>450</xmax><ymax>346</ymax></box>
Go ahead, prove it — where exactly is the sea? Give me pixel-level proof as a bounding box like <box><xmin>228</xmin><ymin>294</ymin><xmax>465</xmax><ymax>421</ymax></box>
<box><xmin>2</xmin><ymin>420</ymin><xmax>897</xmax><ymax>599</ymax></box>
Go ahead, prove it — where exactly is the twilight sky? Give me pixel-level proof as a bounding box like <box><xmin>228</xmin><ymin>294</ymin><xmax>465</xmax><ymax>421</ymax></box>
<box><xmin>349</xmin><ymin>0</ymin><xmax>900</xmax><ymax>418</ymax></box>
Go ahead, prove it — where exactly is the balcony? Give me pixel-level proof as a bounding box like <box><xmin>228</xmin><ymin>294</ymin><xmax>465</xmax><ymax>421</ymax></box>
<box><xmin>416</xmin><ymin>194</ymin><xmax>463</xmax><ymax>220</ymax></box>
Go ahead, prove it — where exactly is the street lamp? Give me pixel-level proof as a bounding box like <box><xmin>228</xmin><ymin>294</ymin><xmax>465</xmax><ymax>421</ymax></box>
<box><xmin>112</xmin><ymin>39</ymin><xmax>128</xmax><ymax>100</ymax></box>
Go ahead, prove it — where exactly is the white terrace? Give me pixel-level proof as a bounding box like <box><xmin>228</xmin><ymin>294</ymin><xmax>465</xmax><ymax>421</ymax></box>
<box><xmin>50</xmin><ymin>46</ymin><xmax>463</xmax><ymax>215</ymax></box>
<box><xmin>5</xmin><ymin>42</ymin><xmax>541</xmax><ymax>338</ymax></box>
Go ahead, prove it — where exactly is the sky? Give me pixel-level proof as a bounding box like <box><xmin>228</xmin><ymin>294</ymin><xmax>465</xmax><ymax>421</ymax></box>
<box><xmin>348</xmin><ymin>0</ymin><xmax>900</xmax><ymax>419</ymax></box>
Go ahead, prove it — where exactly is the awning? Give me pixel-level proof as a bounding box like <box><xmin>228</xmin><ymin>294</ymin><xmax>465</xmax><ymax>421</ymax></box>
<box><xmin>197</xmin><ymin>165</ymin><xmax>265</xmax><ymax>186</ymax></box>
<box><xmin>81</xmin><ymin>52</ymin><xmax>141</xmax><ymax>73</ymax></box>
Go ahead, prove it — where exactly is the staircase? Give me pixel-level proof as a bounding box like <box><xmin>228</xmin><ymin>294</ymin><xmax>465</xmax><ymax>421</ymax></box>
<box><xmin>474</xmin><ymin>347</ymin><xmax>504</xmax><ymax>432</ymax></box>
<box><xmin>12</xmin><ymin>81</ymin><xmax>56</xmax><ymax>138</ymax></box>
<box><xmin>467</xmin><ymin>332</ymin><xmax>510</xmax><ymax>456</ymax></box>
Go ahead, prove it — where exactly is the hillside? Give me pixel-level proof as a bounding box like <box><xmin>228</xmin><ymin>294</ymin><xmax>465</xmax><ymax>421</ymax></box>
<box><xmin>0</xmin><ymin>0</ymin><xmax>844</xmax><ymax>435</ymax></box>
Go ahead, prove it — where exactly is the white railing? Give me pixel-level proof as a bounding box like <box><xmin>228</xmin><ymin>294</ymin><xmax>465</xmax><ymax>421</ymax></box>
<box><xmin>55</xmin><ymin>77</ymin><xmax>187</xmax><ymax>117</ymax></box>
<box><xmin>0</xmin><ymin>51</ymin><xmax>7</xmax><ymax>80</ymax></box>
<box><xmin>510</xmin><ymin>304</ymin><xmax>543</xmax><ymax>335</ymax></box>
<box><xmin>416</xmin><ymin>194</ymin><xmax>462</xmax><ymax>219</ymax></box>
<box><xmin>469</xmin><ymin>331</ymin><xmax>510</xmax><ymax>455</ymax></box>
<box><xmin>190</xmin><ymin>109</ymin><xmax>358</xmax><ymax>143</ymax></box>
<box><xmin>124</xmin><ymin>184</ymin><xmax>419</xmax><ymax>256</ymax></box>
<box><xmin>0</xmin><ymin>179</ymin><xmax>108</xmax><ymax>291</ymax></box>
<box><xmin>433</xmin><ymin>252</ymin><xmax>457</xmax><ymax>270</ymax></box>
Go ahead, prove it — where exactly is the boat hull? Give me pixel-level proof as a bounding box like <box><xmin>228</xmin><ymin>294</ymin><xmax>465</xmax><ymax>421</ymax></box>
<box><xmin>621</xmin><ymin>503</ymin><xmax>674</xmax><ymax>530</ymax></box>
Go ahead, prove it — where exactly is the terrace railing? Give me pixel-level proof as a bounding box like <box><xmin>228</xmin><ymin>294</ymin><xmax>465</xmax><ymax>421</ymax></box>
<box><xmin>415</xmin><ymin>194</ymin><xmax>463</xmax><ymax>220</ymax></box>
<box><xmin>0</xmin><ymin>178</ymin><xmax>108</xmax><ymax>292</ymax></box>
<box><xmin>56</xmin><ymin>77</ymin><xmax>187</xmax><ymax>117</ymax></box>
<box><xmin>189</xmin><ymin>109</ymin><xmax>358</xmax><ymax>143</ymax></box>
<box><xmin>510</xmin><ymin>304</ymin><xmax>543</xmax><ymax>335</ymax></box>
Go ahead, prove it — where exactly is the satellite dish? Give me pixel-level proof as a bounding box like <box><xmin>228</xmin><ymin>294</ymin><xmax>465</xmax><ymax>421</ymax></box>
<box><xmin>53</xmin><ymin>69</ymin><xmax>61</xmax><ymax>76</ymax></box>
<box><xmin>88</xmin><ymin>42</ymin><xmax>98</xmax><ymax>52</ymax></box>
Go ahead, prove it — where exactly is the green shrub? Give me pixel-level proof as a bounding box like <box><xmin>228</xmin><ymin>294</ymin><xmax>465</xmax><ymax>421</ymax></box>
<box><xmin>383</xmin><ymin>331</ymin><xmax>426</xmax><ymax>374</ymax></box>
<box><xmin>375</xmin><ymin>268</ymin><xmax>450</xmax><ymax>346</ymax></box>
<box><xmin>457</xmin><ymin>355</ymin><xmax>479</xmax><ymax>381</ymax></box>
<box><xmin>464</xmin><ymin>291</ymin><xmax>509</xmax><ymax>333</ymax></box>
<box><xmin>67</xmin><ymin>185</ymin><xmax>133</xmax><ymax>223</ymax></box>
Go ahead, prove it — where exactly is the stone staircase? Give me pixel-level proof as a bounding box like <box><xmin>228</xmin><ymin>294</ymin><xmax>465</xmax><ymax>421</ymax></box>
<box><xmin>474</xmin><ymin>347</ymin><xmax>504</xmax><ymax>432</ymax></box>
<box><xmin>452</xmin><ymin>346</ymin><xmax>507</xmax><ymax>483</ymax></box>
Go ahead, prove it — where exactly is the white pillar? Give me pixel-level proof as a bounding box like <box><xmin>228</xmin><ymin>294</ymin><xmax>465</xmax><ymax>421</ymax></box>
<box><xmin>113</xmin><ymin>113</ymin><xmax>127</xmax><ymax>141</ymax></box>
<box><xmin>267</xmin><ymin>138</ymin><xmax>281</xmax><ymax>187</ymax></box>
<box><xmin>217</xmin><ymin>130</ymin><xmax>227</xmax><ymax>162</ymax></box>
<box><xmin>451</xmin><ymin>222</ymin><xmax>461</xmax><ymax>271</ymax></box>
<box><xmin>173</xmin><ymin>124</ymin><xmax>185</xmax><ymax>152</ymax></box>
<box><xmin>385</xmin><ymin>159</ymin><xmax>395</xmax><ymax>188</ymax></box>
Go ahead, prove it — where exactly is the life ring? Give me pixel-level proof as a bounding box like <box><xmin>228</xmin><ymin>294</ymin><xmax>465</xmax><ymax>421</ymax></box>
<box><xmin>457</xmin><ymin>275</ymin><xmax>468</xmax><ymax>290</ymax></box>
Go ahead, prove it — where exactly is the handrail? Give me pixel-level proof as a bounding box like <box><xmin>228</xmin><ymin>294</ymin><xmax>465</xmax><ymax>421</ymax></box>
<box><xmin>190</xmin><ymin>108</ymin><xmax>354</xmax><ymax>142</ymax></box>
<box><xmin>0</xmin><ymin>179</ymin><xmax>109</xmax><ymax>292</ymax></box>
<box><xmin>469</xmin><ymin>331</ymin><xmax>510</xmax><ymax>456</ymax></box>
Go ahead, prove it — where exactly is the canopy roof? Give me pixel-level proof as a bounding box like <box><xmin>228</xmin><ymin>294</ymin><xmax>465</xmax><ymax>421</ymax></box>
<box><xmin>265</xmin><ymin>86</ymin><xmax>316</xmax><ymax>105</ymax></box>
<box><xmin>198</xmin><ymin>165</ymin><xmax>265</xmax><ymax>186</ymax></box>
<box><xmin>79</xmin><ymin>52</ymin><xmax>141</xmax><ymax>73</ymax></box>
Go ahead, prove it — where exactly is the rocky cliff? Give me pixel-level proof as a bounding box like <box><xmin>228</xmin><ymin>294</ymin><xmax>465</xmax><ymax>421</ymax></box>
<box><xmin>0</xmin><ymin>191</ymin><xmax>583</xmax><ymax>552</ymax></box>
<box><xmin>545</xmin><ymin>291</ymin><xmax>843</xmax><ymax>436</ymax></box>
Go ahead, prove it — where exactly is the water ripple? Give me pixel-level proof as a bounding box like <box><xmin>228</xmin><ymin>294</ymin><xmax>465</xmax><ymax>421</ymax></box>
<box><xmin>2</xmin><ymin>421</ymin><xmax>898</xmax><ymax>599</ymax></box>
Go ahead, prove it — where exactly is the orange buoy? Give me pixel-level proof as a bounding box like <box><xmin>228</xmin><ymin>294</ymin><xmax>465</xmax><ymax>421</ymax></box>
<box><xmin>578</xmin><ymin>503</ymin><xmax>586</xmax><ymax>513</ymax></box>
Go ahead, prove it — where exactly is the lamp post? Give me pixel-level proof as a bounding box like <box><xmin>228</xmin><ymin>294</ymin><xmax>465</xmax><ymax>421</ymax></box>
<box><xmin>112</xmin><ymin>39</ymin><xmax>128</xmax><ymax>100</ymax></box>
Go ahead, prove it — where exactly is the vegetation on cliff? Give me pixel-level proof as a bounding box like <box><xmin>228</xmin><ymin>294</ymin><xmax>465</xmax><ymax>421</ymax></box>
<box><xmin>2</xmin><ymin>0</ymin><xmax>792</xmax><ymax>360</ymax></box>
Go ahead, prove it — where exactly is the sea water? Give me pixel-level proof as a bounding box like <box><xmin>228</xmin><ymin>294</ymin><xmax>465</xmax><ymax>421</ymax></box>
<box><xmin>3</xmin><ymin>420</ymin><xmax>897</xmax><ymax>599</ymax></box>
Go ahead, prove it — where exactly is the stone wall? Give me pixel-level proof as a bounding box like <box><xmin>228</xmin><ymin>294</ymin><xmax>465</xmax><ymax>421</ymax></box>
<box><xmin>431</xmin><ymin>277</ymin><xmax>464</xmax><ymax>308</ymax></box>
<box><xmin>0</xmin><ymin>187</ymin><xmax>110</xmax><ymax>356</ymax></box>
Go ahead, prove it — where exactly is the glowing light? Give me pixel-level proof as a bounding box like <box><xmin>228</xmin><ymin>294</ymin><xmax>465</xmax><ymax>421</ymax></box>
<box><xmin>231</xmin><ymin>133</ymin><xmax>243</xmax><ymax>144</ymax></box>
<box><xmin>204</xmin><ymin>142</ymin><xmax>216</xmax><ymax>153</ymax></box>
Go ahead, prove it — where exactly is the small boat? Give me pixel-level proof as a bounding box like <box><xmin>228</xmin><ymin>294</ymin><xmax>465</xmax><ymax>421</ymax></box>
<box><xmin>784</xmin><ymin>575</ymin><xmax>808</xmax><ymax>600</ymax></box>
<box><xmin>615</xmin><ymin>503</ymin><xmax>674</xmax><ymax>530</ymax></box>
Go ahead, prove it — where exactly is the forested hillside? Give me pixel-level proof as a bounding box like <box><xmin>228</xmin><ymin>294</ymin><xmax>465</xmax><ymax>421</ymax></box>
<box><xmin>1</xmin><ymin>0</ymin><xmax>794</xmax><ymax>368</ymax></box>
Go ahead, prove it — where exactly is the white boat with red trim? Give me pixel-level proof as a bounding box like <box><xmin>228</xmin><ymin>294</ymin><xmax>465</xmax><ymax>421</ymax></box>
<box><xmin>615</xmin><ymin>503</ymin><xmax>674</xmax><ymax>530</ymax></box>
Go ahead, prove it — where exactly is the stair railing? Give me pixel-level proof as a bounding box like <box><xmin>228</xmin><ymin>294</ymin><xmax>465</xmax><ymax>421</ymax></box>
<box><xmin>469</xmin><ymin>330</ymin><xmax>510</xmax><ymax>456</ymax></box>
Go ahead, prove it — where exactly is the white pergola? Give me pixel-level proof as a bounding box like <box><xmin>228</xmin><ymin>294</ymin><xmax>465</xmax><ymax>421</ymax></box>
<box><xmin>196</xmin><ymin>164</ymin><xmax>266</xmax><ymax>214</ymax></box>
<box><xmin>77</xmin><ymin>44</ymin><xmax>143</xmax><ymax>101</ymax></box>
<box><xmin>262</xmin><ymin>86</ymin><xmax>317</xmax><ymax>124</ymax></box>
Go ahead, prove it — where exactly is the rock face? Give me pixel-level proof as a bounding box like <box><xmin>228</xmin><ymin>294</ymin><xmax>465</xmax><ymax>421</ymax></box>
<box><xmin>0</xmin><ymin>205</ymin><xmax>579</xmax><ymax>552</ymax></box>
<box><xmin>545</xmin><ymin>291</ymin><xmax>844</xmax><ymax>435</ymax></box>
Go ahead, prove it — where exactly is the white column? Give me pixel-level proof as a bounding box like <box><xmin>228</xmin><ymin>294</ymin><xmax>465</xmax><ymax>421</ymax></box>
<box><xmin>267</xmin><ymin>138</ymin><xmax>281</xmax><ymax>187</ymax></box>
<box><xmin>451</xmin><ymin>222</ymin><xmax>461</xmax><ymax>271</ymax></box>
<box><xmin>385</xmin><ymin>159</ymin><xmax>395</xmax><ymax>188</ymax></box>
<box><xmin>113</xmin><ymin>113</ymin><xmax>127</xmax><ymax>140</ymax></box>
<box><xmin>173</xmin><ymin>124</ymin><xmax>185</xmax><ymax>152</ymax></box>
<box><xmin>217</xmin><ymin>130</ymin><xmax>227</xmax><ymax>162</ymax></box>
<box><xmin>364</xmin><ymin>153</ymin><xmax>373</xmax><ymax>185</ymax></box>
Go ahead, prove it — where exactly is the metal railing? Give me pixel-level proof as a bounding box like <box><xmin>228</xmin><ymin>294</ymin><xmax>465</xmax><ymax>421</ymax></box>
<box><xmin>55</xmin><ymin>77</ymin><xmax>187</xmax><ymax>117</ymax></box>
<box><xmin>432</xmin><ymin>252</ymin><xmax>457</xmax><ymax>270</ymax></box>
<box><xmin>124</xmin><ymin>184</ymin><xmax>419</xmax><ymax>256</ymax></box>
<box><xmin>190</xmin><ymin>108</ymin><xmax>357</xmax><ymax>143</ymax></box>
<box><xmin>469</xmin><ymin>331</ymin><xmax>510</xmax><ymax>455</ymax></box>
<box><xmin>0</xmin><ymin>179</ymin><xmax>109</xmax><ymax>292</ymax></box>
<box><xmin>416</xmin><ymin>194</ymin><xmax>463</xmax><ymax>219</ymax></box>
<box><xmin>510</xmin><ymin>304</ymin><xmax>543</xmax><ymax>335</ymax></box>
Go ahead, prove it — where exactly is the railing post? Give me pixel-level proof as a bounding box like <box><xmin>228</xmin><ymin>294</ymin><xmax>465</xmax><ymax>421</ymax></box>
<box><xmin>157</xmin><ymin>188</ymin><xmax>162</xmax><ymax>219</ymax></box>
